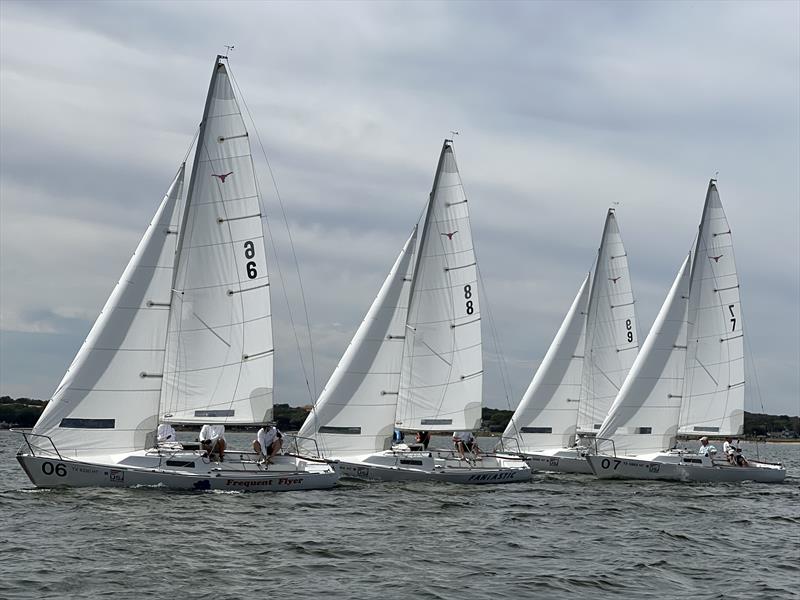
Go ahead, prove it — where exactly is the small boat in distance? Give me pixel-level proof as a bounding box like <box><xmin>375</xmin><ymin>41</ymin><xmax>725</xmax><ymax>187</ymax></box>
<box><xmin>586</xmin><ymin>180</ymin><xmax>785</xmax><ymax>483</ymax></box>
<box><xmin>15</xmin><ymin>56</ymin><xmax>338</xmax><ymax>491</ymax></box>
<box><xmin>298</xmin><ymin>140</ymin><xmax>530</xmax><ymax>484</ymax></box>
<box><xmin>502</xmin><ymin>209</ymin><xmax>639</xmax><ymax>473</ymax></box>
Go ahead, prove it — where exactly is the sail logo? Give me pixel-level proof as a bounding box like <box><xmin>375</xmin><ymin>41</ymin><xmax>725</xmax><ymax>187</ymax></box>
<box><xmin>441</xmin><ymin>231</ymin><xmax>458</xmax><ymax>240</ymax></box>
<box><xmin>212</xmin><ymin>171</ymin><xmax>234</xmax><ymax>183</ymax></box>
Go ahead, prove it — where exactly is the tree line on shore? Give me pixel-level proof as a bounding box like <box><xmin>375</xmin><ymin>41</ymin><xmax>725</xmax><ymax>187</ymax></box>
<box><xmin>1</xmin><ymin>396</ymin><xmax>798</xmax><ymax>437</ymax></box>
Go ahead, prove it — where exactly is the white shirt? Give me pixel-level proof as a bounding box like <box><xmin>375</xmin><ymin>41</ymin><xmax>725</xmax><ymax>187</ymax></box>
<box><xmin>453</xmin><ymin>431</ymin><xmax>473</xmax><ymax>443</ymax></box>
<box><xmin>257</xmin><ymin>427</ymin><xmax>281</xmax><ymax>454</ymax></box>
<box><xmin>723</xmin><ymin>440</ymin><xmax>734</xmax><ymax>455</ymax></box>
<box><xmin>199</xmin><ymin>424</ymin><xmax>225</xmax><ymax>442</ymax></box>
<box><xmin>157</xmin><ymin>423</ymin><xmax>177</xmax><ymax>443</ymax></box>
<box><xmin>698</xmin><ymin>442</ymin><xmax>716</xmax><ymax>456</ymax></box>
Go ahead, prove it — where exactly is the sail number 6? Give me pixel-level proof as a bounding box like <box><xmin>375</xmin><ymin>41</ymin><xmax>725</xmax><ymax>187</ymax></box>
<box><xmin>244</xmin><ymin>240</ymin><xmax>257</xmax><ymax>279</ymax></box>
<box><xmin>464</xmin><ymin>284</ymin><xmax>474</xmax><ymax>315</ymax></box>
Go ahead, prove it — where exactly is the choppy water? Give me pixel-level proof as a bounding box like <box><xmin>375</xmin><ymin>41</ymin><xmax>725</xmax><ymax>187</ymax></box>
<box><xmin>0</xmin><ymin>431</ymin><xmax>798</xmax><ymax>599</ymax></box>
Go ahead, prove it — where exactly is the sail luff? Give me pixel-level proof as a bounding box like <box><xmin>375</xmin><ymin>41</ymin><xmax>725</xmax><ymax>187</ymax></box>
<box><xmin>504</xmin><ymin>274</ymin><xmax>590</xmax><ymax>451</ymax></box>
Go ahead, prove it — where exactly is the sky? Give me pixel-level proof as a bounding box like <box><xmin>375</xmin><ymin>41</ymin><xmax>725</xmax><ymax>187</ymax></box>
<box><xmin>1</xmin><ymin>0</ymin><xmax>798</xmax><ymax>416</ymax></box>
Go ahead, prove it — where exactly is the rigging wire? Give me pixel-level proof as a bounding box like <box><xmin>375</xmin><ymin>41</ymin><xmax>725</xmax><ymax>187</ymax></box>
<box><xmin>225</xmin><ymin>57</ymin><xmax>318</xmax><ymax>404</ymax></box>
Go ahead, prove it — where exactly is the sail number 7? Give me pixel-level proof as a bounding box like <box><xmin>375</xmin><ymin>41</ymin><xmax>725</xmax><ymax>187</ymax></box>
<box><xmin>728</xmin><ymin>304</ymin><xmax>736</xmax><ymax>331</ymax></box>
<box><xmin>244</xmin><ymin>240</ymin><xmax>258</xmax><ymax>279</ymax></box>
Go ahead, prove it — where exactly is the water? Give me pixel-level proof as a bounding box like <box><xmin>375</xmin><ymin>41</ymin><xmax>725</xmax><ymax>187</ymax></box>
<box><xmin>1</xmin><ymin>431</ymin><xmax>798</xmax><ymax>599</ymax></box>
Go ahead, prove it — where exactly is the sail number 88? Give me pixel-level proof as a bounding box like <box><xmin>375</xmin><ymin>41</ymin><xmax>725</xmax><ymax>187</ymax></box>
<box><xmin>464</xmin><ymin>284</ymin><xmax>474</xmax><ymax>315</ymax></box>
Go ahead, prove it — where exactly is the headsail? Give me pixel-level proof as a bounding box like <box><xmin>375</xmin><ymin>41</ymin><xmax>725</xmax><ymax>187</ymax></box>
<box><xmin>679</xmin><ymin>181</ymin><xmax>744</xmax><ymax>436</ymax></box>
<box><xmin>596</xmin><ymin>254</ymin><xmax>691</xmax><ymax>455</ymax></box>
<box><xmin>161</xmin><ymin>57</ymin><xmax>273</xmax><ymax>425</ymax></box>
<box><xmin>576</xmin><ymin>209</ymin><xmax>639</xmax><ymax>434</ymax></box>
<box><xmin>504</xmin><ymin>274</ymin><xmax>590</xmax><ymax>451</ymax></box>
<box><xmin>298</xmin><ymin>231</ymin><xmax>417</xmax><ymax>456</ymax></box>
<box><xmin>32</xmin><ymin>166</ymin><xmax>185</xmax><ymax>456</ymax></box>
<box><xmin>395</xmin><ymin>141</ymin><xmax>482</xmax><ymax>431</ymax></box>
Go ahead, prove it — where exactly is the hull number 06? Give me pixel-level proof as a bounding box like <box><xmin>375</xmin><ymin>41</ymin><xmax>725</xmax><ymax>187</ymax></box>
<box><xmin>41</xmin><ymin>462</ymin><xmax>67</xmax><ymax>477</ymax></box>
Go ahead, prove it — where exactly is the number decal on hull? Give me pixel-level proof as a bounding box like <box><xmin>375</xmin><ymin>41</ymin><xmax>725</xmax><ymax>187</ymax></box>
<box><xmin>600</xmin><ymin>458</ymin><xmax>621</xmax><ymax>470</ymax></box>
<box><xmin>41</xmin><ymin>462</ymin><xmax>67</xmax><ymax>477</ymax></box>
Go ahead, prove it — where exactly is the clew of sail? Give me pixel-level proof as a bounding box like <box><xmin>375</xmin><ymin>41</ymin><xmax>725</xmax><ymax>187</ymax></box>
<box><xmin>576</xmin><ymin>209</ymin><xmax>639</xmax><ymax>434</ymax></box>
<box><xmin>679</xmin><ymin>181</ymin><xmax>744</xmax><ymax>436</ymax></box>
<box><xmin>396</xmin><ymin>141</ymin><xmax>482</xmax><ymax>432</ymax></box>
<box><xmin>32</xmin><ymin>166</ymin><xmax>185</xmax><ymax>456</ymax></box>
<box><xmin>160</xmin><ymin>59</ymin><xmax>273</xmax><ymax>425</ymax></box>
<box><xmin>596</xmin><ymin>254</ymin><xmax>692</xmax><ymax>455</ymax></box>
<box><xmin>298</xmin><ymin>230</ymin><xmax>417</xmax><ymax>456</ymax></box>
<box><xmin>504</xmin><ymin>274</ymin><xmax>590</xmax><ymax>451</ymax></box>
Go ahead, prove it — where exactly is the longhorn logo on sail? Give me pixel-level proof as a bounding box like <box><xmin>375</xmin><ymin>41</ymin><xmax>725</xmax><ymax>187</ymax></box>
<box><xmin>212</xmin><ymin>171</ymin><xmax>234</xmax><ymax>183</ymax></box>
<box><xmin>441</xmin><ymin>231</ymin><xmax>458</xmax><ymax>240</ymax></box>
<box><xmin>609</xmin><ymin>276</ymin><xmax>622</xmax><ymax>284</ymax></box>
<box><xmin>709</xmin><ymin>255</ymin><xmax>723</xmax><ymax>263</ymax></box>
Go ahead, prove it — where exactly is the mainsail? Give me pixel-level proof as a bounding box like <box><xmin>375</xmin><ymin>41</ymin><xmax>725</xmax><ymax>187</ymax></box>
<box><xmin>396</xmin><ymin>141</ymin><xmax>482</xmax><ymax>431</ymax></box>
<box><xmin>503</xmin><ymin>274</ymin><xmax>590</xmax><ymax>451</ymax></box>
<box><xmin>595</xmin><ymin>255</ymin><xmax>691</xmax><ymax>455</ymax></box>
<box><xmin>576</xmin><ymin>209</ymin><xmax>639</xmax><ymax>434</ymax></box>
<box><xmin>679</xmin><ymin>181</ymin><xmax>744</xmax><ymax>436</ymax></box>
<box><xmin>298</xmin><ymin>231</ymin><xmax>417</xmax><ymax>456</ymax></box>
<box><xmin>161</xmin><ymin>59</ymin><xmax>273</xmax><ymax>425</ymax></box>
<box><xmin>32</xmin><ymin>167</ymin><xmax>185</xmax><ymax>456</ymax></box>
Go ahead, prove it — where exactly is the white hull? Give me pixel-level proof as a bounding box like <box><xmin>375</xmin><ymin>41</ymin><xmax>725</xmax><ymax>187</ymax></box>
<box><xmin>17</xmin><ymin>448</ymin><xmax>339</xmax><ymax>492</ymax></box>
<box><xmin>336</xmin><ymin>448</ymin><xmax>531</xmax><ymax>484</ymax></box>
<box><xmin>522</xmin><ymin>448</ymin><xmax>593</xmax><ymax>474</ymax></box>
<box><xmin>586</xmin><ymin>451</ymin><xmax>786</xmax><ymax>483</ymax></box>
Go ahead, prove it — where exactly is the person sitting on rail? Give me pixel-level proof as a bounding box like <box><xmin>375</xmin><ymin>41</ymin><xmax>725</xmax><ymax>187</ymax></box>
<box><xmin>253</xmin><ymin>424</ymin><xmax>283</xmax><ymax>465</ymax></box>
<box><xmin>199</xmin><ymin>424</ymin><xmax>226</xmax><ymax>462</ymax></box>
<box><xmin>697</xmin><ymin>436</ymin><xmax>717</xmax><ymax>457</ymax></box>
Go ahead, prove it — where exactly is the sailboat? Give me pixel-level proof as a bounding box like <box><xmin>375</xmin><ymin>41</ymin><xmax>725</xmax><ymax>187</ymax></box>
<box><xmin>15</xmin><ymin>56</ymin><xmax>338</xmax><ymax>492</ymax></box>
<box><xmin>585</xmin><ymin>180</ymin><xmax>786</xmax><ymax>483</ymax></box>
<box><xmin>502</xmin><ymin>209</ymin><xmax>639</xmax><ymax>473</ymax></box>
<box><xmin>297</xmin><ymin>140</ymin><xmax>530</xmax><ymax>484</ymax></box>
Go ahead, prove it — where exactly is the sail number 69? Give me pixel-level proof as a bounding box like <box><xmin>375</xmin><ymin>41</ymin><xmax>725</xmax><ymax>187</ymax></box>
<box><xmin>244</xmin><ymin>240</ymin><xmax>257</xmax><ymax>279</ymax></box>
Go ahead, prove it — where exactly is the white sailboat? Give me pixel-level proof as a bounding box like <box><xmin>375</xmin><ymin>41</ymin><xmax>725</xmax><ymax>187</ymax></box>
<box><xmin>586</xmin><ymin>181</ymin><xmax>785</xmax><ymax>483</ymax></box>
<box><xmin>297</xmin><ymin>140</ymin><xmax>530</xmax><ymax>484</ymax></box>
<box><xmin>502</xmin><ymin>209</ymin><xmax>639</xmax><ymax>473</ymax></box>
<box><xmin>15</xmin><ymin>56</ymin><xmax>338</xmax><ymax>492</ymax></box>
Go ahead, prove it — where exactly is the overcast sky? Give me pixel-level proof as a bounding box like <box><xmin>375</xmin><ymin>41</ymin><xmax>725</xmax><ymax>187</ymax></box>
<box><xmin>1</xmin><ymin>0</ymin><xmax>798</xmax><ymax>416</ymax></box>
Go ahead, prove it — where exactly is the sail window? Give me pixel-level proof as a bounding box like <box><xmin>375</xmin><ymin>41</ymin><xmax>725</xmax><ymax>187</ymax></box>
<box><xmin>520</xmin><ymin>427</ymin><xmax>553</xmax><ymax>434</ymax></box>
<box><xmin>421</xmin><ymin>419</ymin><xmax>453</xmax><ymax>426</ymax></box>
<box><xmin>194</xmin><ymin>410</ymin><xmax>235</xmax><ymax>418</ymax></box>
<box><xmin>318</xmin><ymin>426</ymin><xmax>361</xmax><ymax>435</ymax></box>
<box><xmin>692</xmin><ymin>426</ymin><xmax>720</xmax><ymax>432</ymax></box>
<box><xmin>634</xmin><ymin>427</ymin><xmax>652</xmax><ymax>434</ymax></box>
<box><xmin>59</xmin><ymin>418</ymin><xmax>115</xmax><ymax>429</ymax></box>
<box><xmin>165</xmin><ymin>460</ymin><xmax>196</xmax><ymax>468</ymax></box>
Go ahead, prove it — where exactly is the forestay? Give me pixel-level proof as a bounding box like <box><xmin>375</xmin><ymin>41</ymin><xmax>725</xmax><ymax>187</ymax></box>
<box><xmin>504</xmin><ymin>274</ymin><xmax>590</xmax><ymax>451</ymax></box>
<box><xmin>298</xmin><ymin>231</ymin><xmax>417</xmax><ymax>456</ymax></box>
<box><xmin>32</xmin><ymin>167</ymin><xmax>185</xmax><ymax>456</ymax></box>
<box><xmin>396</xmin><ymin>142</ymin><xmax>482</xmax><ymax>432</ymax></box>
<box><xmin>679</xmin><ymin>181</ymin><xmax>744</xmax><ymax>436</ymax></box>
<box><xmin>596</xmin><ymin>255</ymin><xmax>691</xmax><ymax>455</ymax></box>
<box><xmin>576</xmin><ymin>209</ymin><xmax>639</xmax><ymax>434</ymax></box>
